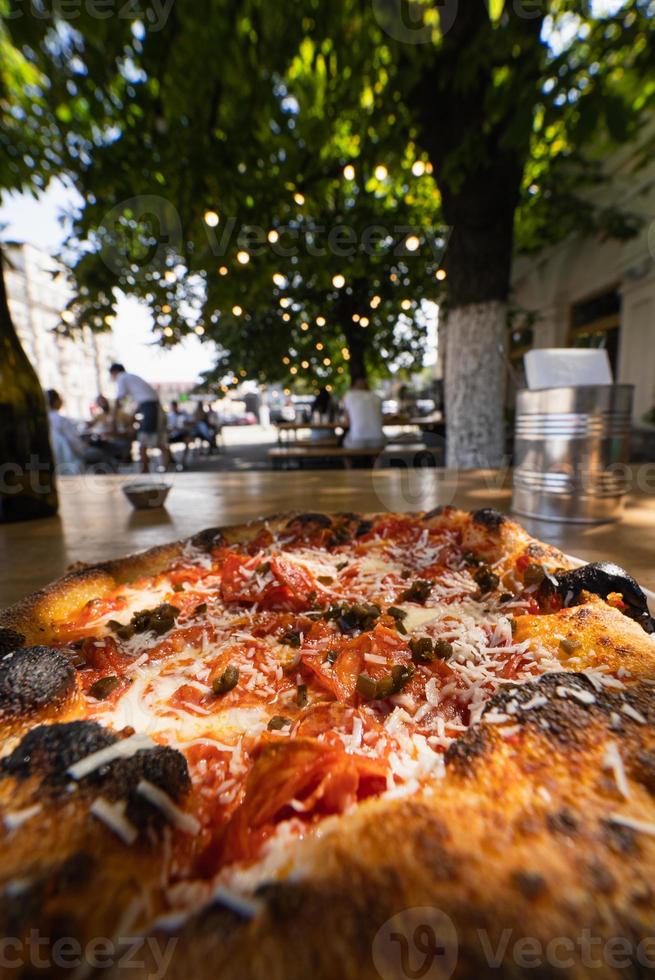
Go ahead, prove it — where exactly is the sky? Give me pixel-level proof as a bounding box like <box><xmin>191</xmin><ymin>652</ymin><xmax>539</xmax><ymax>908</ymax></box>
<box><xmin>0</xmin><ymin>181</ymin><xmax>214</xmax><ymax>384</ymax></box>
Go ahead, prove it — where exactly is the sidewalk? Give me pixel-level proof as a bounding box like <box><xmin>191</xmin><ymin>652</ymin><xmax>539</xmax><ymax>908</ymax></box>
<box><xmin>170</xmin><ymin>424</ymin><xmax>277</xmax><ymax>472</ymax></box>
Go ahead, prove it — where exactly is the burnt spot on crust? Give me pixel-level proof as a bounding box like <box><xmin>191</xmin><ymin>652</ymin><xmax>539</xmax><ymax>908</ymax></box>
<box><xmin>471</xmin><ymin>508</ymin><xmax>506</xmax><ymax>530</ymax></box>
<box><xmin>586</xmin><ymin>861</ymin><xmax>616</xmax><ymax>894</ymax></box>
<box><xmin>0</xmin><ymin>647</ymin><xmax>76</xmax><ymax>720</ymax></box>
<box><xmin>1</xmin><ymin>722</ymin><xmax>191</xmax><ymax>832</ymax></box>
<box><xmin>1</xmin><ymin>721</ymin><xmax>117</xmax><ymax>784</ymax></box>
<box><xmin>51</xmin><ymin>852</ymin><xmax>97</xmax><ymax>894</ymax></box>
<box><xmin>0</xmin><ymin>627</ymin><xmax>25</xmax><ymax>656</ymax></box>
<box><xmin>423</xmin><ymin>505</ymin><xmax>447</xmax><ymax>520</ymax></box>
<box><xmin>547</xmin><ymin>808</ymin><xmax>579</xmax><ymax>837</ymax></box>
<box><xmin>512</xmin><ymin>870</ymin><xmax>547</xmax><ymax>900</ymax></box>
<box><xmin>540</xmin><ymin>562</ymin><xmax>655</xmax><ymax>634</ymax></box>
<box><xmin>190</xmin><ymin>527</ymin><xmax>226</xmax><ymax>552</ymax></box>
<box><xmin>107</xmin><ymin>745</ymin><xmax>190</xmax><ymax>805</ymax></box>
<box><xmin>444</xmin><ymin>726</ymin><xmax>490</xmax><ymax>773</ymax></box>
<box><xmin>632</xmin><ymin>751</ymin><xmax>655</xmax><ymax>795</ymax></box>
<box><xmin>355</xmin><ymin>519</ymin><xmax>373</xmax><ymax>537</ymax></box>
<box><xmin>601</xmin><ymin>819</ymin><xmax>637</xmax><ymax>855</ymax></box>
<box><xmin>482</xmin><ymin>673</ymin><xmax>654</xmax><ymax>748</ymax></box>
<box><xmin>286</xmin><ymin>513</ymin><xmax>333</xmax><ymax>529</ymax></box>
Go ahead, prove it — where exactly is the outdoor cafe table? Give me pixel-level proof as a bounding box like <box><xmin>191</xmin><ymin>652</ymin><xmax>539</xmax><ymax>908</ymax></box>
<box><xmin>275</xmin><ymin>413</ymin><xmax>443</xmax><ymax>444</ymax></box>
<box><xmin>1</xmin><ymin>468</ymin><xmax>654</xmax><ymax>608</ymax></box>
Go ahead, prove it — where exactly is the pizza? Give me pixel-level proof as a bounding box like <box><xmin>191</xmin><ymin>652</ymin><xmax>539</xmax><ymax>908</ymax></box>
<box><xmin>1</xmin><ymin>507</ymin><xmax>655</xmax><ymax>979</ymax></box>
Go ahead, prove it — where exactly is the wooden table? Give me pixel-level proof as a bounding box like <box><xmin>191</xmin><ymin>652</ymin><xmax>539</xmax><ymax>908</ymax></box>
<box><xmin>2</xmin><ymin>469</ymin><xmax>654</xmax><ymax>609</ymax></box>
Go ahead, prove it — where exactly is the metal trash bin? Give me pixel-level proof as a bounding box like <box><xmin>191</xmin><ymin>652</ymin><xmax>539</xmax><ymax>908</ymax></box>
<box><xmin>512</xmin><ymin>385</ymin><xmax>633</xmax><ymax>524</ymax></box>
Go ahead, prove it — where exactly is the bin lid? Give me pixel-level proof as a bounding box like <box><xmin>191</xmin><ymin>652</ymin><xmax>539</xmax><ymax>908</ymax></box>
<box><xmin>524</xmin><ymin>348</ymin><xmax>613</xmax><ymax>389</ymax></box>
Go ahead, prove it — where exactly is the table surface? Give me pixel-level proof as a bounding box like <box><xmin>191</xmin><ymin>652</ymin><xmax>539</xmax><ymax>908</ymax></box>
<box><xmin>2</xmin><ymin>469</ymin><xmax>654</xmax><ymax>608</ymax></box>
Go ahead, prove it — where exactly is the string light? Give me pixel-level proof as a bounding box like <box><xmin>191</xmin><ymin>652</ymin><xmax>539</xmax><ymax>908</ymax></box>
<box><xmin>284</xmin><ymin>388</ymin><xmax>291</xmax><ymax>395</ymax></box>
<box><xmin>323</xmin><ymin>357</ymin><xmax>331</xmax><ymax>366</ymax></box>
<box><xmin>195</xmin><ymin>325</ymin><xmax>205</xmax><ymax>335</ymax></box>
<box><xmin>374</xmin><ymin>164</ymin><xmax>388</xmax><ymax>180</ymax></box>
<box><xmin>273</xmin><ymin>273</ymin><xmax>286</xmax><ymax>287</ymax></box>
<box><xmin>301</xmin><ymin>360</ymin><xmax>309</xmax><ymax>369</ymax></box>
<box><xmin>282</xmin><ymin>313</ymin><xmax>291</xmax><ymax>322</ymax></box>
<box><xmin>370</xmin><ymin>295</ymin><xmax>381</xmax><ymax>309</ymax></box>
<box><xmin>294</xmin><ymin>192</ymin><xmax>305</xmax><ymax>206</ymax></box>
<box><xmin>219</xmin><ymin>266</ymin><xmax>229</xmax><ymax>276</ymax></box>
<box><xmin>161</xmin><ymin>304</ymin><xmax>171</xmax><ymax>314</ymax></box>
<box><xmin>352</xmin><ymin>314</ymin><xmax>360</xmax><ymax>322</ymax></box>
<box><xmin>326</xmin><ymin>384</ymin><xmax>333</xmax><ymax>392</ymax></box>
<box><xmin>280</xmin><ymin>297</ymin><xmax>292</xmax><ymax>308</ymax></box>
<box><xmin>61</xmin><ymin>310</ymin><xmax>75</xmax><ymax>324</ymax></box>
<box><xmin>290</xmin><ymin>366</ymin><xmax>298</xmax><ymax>375</ymax></box>
<box><xmin>163</xmin><ymin>326</ymin><xmax>173</xmax><ymax>337</ymax></box>
<box><xmin>316</xmin><ymin>342</ymin><xmax>324</xmax><ymax>351</ymax></box>
<box><xmin>103</xmin><ymin>314</ymin><xmax>115</xmax><ymax>327</ymax></box>
<box><xmin>411</xmin><ymin>161</ymin><xmax>426</xmax><ymax>177</ymax></box>
<box><xmin>436</xmin><ymin>268</ymin><xmax>447</xmax><ymax>281</ymax></box>
<box><xmin>316</xmin><ymin>316</ymin><xmax>326</xmax><ymax>327</ymax></box>
<box><xmin>164</xmin><ymin>270</ymin><xmax>177</xmax><ymax>283</ymax></box>
<box><xmin>341</xmin><ymin>347</ymin><xmax>350</xmax><ymax>358</ymax></box>
<box><xmin>390</xmin><ymin>272</ymin><xmax>398</xmax><ymax>282</ymax></box>
<box><xmin>237</xmin><ymin>251</ymin><xmax>250</xmax><ymax>265</ymax></box>
<box><xmin>301</xmin><ymin>321</ymin><xmax>309</xmax><ymax>331</ymax></box>
<box><xmin>332</xmin><ymin>274</ymin><xmax>345</xmax><ymax>289</ymax></box>
<box><xmin>268</xmin><ymin>229</ymin><xmax>279</xmax><ymax>243</ymax></box>
<box><xmin>405</xmin><ymin>235</ymin><xmax>420</xmax><ymax>252</ymax></box>
<box><xmin>204</xmin><ymin>210</ymin><xmax>219</xmax><ymax>227</ymax></box>
<box><xmin>401</xmin><ymin>299</ymin><xmax>412</xmax><ymax>311</ymax></box>
<box><xmin>360</xmin><ymin>317</ymin><xmax>369</xmax><ymax>327</ymax></box>
<box><xmin>343</xmin><ymin>164</ymin><xmax>355</xmax><ymax>180</ymax></box>
<box><xmin>283</xmin><ymin>356</ymin><xmax>290</xmax><ymax>365</ymax></box>
<box><xmin>232</xmin><ymin>305</ymin><xmax>243</xmax><ymax>316</ymax></box>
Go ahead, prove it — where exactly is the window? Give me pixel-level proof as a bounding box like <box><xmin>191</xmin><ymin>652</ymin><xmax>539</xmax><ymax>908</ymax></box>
<box><xmin>569</xmin><ymin>287</ymin><xmax>621</xmax><ymax>376</ymax></box>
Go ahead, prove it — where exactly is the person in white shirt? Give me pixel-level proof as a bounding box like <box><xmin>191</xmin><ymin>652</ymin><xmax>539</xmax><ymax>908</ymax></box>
<box><xmin>47</xmin><ymin>390</ymin><xmax>112</xmax><ymax>474</ymax></box>
<box><xmin>342</xmin><ymin>377</ymin><xmax>386</xmax><ymax>450</ymax></box>
<box><xmin>110</xmin><ymin>363</ymin><xmax>171</xmax><ymax>473</ymax></box>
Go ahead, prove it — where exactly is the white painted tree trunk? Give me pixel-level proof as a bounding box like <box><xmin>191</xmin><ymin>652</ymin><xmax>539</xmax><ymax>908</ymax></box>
<box><xmin>444</xmin><ymin>301</ymin><xmax>507</xmax><ymax>470</ymax></box>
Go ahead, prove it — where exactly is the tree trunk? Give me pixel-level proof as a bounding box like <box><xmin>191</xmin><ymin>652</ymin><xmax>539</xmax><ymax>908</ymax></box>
<box><xmin>340</xmin><ymin>290</ymin><xmax>368</xmax><ymax>383</ymax></box>
<box><xmin>404</xmin><ymin>5</ymin><xmax>544</xmax><ymax>469</ymax></box>
<box><xmin>444</xmin><ymin>301</ymin><xmax>506</xmax><ymax>469</ymax></box>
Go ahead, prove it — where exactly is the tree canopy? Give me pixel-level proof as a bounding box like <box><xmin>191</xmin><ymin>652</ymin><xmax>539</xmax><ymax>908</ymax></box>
<box><xmin>2</xmin><ymin>0</ymin><xmax>655</xmax><ymax>452</ymax></box>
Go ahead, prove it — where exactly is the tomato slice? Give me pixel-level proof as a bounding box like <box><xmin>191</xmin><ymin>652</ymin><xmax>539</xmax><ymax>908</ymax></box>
<box><xmin>221</xmin><ymin>737</ymin><xmax>388</xmax><ymax>863</ymax></box>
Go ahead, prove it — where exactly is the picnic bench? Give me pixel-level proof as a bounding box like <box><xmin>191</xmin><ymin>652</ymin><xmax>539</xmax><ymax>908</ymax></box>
<box><xmin>268</xmin><ymin>441</ymin><xmax>435</xmax><ymax>470</ymax></box>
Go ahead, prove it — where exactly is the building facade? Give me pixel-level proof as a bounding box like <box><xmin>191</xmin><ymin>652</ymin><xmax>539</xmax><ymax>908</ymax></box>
<box><xmin>511</xmin><ymin>145</ymin><xmax>655</xmax><ymax>424</ymax></box>
<box><xmin>5</xmin><ymin>242</ymin><xmax>116</xmax><ymax>420</ymax></box>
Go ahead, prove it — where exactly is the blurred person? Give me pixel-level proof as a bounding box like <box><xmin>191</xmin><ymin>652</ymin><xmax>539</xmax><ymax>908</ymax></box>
<box><xmin>342</xmin><ymin>377</ymin><xmax>385</xmax><ymax>450</ymax></box>
<box><xmin>311</xmin><ymin>386</ymin><xmax>334</xmax><ymax>422</ymax></box>
<box><xmin>86</xmin><ymin>395</ymin><xmax>132</xmax><ymax>464</ymax></box>
<box><xmin>192</xmin><ymin>402</ymin><xmax>220</xmax><ymax>450</ymax></box>
<box><xmin>47</xmin><ymin>390</ymin><xmax>114</xmax><ymax>474</ymax></box>
<box><xmin>109</xmin><ymin>364</ymin><xmax>171</xmax><ymax>473</ymax></box>
<box><xmin>167</xmin><ymin>400</ymin><xmax>191</xmax><ymax>441</ymax></box>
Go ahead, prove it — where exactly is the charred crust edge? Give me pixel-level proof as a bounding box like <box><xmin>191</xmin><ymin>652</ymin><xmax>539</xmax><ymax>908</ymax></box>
<box><xmin>471</xmin><ymin>508</ymin><xmax>506</xmax><ymax>530</ymax></box>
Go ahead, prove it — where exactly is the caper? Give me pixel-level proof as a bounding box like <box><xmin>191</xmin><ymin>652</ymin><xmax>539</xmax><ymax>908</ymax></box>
<box><xmin>212</xmin><ymin>664</ymin><xmax>240</xmax><ymax>695</ymax></box>
<box><xmin>89</xmin><ymin>675</ymin><xmax>120</xmax><ymax>700</ymax></box>
<box><xmin>267</xmin><ymin>715</ymin><xmax>291</xmax><ymax>730</ymax></box>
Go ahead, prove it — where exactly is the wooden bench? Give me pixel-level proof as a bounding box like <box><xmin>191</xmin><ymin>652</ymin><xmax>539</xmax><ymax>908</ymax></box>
<box><xmin>268</xmin><ymin>442</ymin><xmax>435</xmax><ymax>470</ymax></box>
